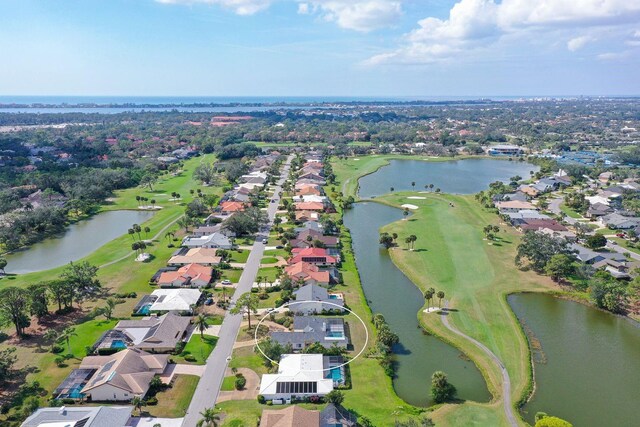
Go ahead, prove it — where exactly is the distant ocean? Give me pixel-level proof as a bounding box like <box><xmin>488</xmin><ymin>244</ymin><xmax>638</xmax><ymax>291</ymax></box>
<box><xmin>0</xmin><ymin>95</ymin><xmax>592</xmax><ymax>114</ymax></box>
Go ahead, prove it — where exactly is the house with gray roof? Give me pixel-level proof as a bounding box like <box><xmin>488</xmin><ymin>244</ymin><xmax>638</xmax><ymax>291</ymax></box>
<box><xmin>320</xmin><ymin>403</ymin><xmax>358</xmax><ymax>427</ymax></box>
<box><xmin>114</xmin><ymin>312</ymin><xmax>191</xmax><ymax>353</ymax></box>
<box><xmin>271</xmin><ymin>316</ymin><xmax>349</xmax><ymax>350</ymax></box>
<box><xmin>599</xmin><ymin>213</ymin><xmax>640</xmax><ymax>229</ymax></box>
<box><xmin>292</xmin><ymin>284</ymin><xmax>345</xmax><ymax>315</ymax></box>
<box><xmin>21</xmin><ymin>406</ymin><xmax>133</xmax><ymax>427</ymax></box>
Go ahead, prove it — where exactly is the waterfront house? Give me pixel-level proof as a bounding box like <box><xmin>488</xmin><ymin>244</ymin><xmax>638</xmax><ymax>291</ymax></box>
<box><xmin>291</xmin><ymin>284</ymin><xmax>344</xmax><ymax>315</ymax></box>
<box><xmin>285</xmin><ymin>262</ymin><xmax>331</xmax><ymax>286</ymax></box>
<box><xmin>259</xmin><ymin>354</ymin><xmax>344</xmax><ymax>401</ymax></box>
<box><xmin>289</xmin><ymin>248</ymin><xmax>337</xmax><ymax>266</ymax></box>
<box><xmin>271</xmin><ymin>316</ymin><xmax>349</xmax><ymax>350</ymax></box>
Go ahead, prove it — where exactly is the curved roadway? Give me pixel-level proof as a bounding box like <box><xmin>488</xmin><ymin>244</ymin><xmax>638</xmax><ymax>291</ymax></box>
<box><xmin>440</xmin><ymin>302</ymin><xmax>519</xmax><ymax>427</ymax></box>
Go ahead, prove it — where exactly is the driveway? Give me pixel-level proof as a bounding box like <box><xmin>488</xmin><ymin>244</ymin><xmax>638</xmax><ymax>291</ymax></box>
<box><xmin>182</xmin><ymin>155</ymin><xmax>292</xmax><ymax>427</ymax></box>
<box><xmin>160</xmin><ymin>364</ymin><xmax>205</xmax><ymax>384</ymax></box>
<box><xmin>216</xmin><ymin>368</ymin><xmax>261</xmax><ymax>403</ymax></box>
<box><xmin>131</xmin><ymin>417</ymin><xmax>184</xmax><ymax>427</ymax></box>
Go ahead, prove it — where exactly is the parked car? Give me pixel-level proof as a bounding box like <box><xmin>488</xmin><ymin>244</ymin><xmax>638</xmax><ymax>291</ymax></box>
<box><xmin>616</xmin><ymin>233</ymin><xmax>626</xmax><ymax>238</ymax></box>
<box><xmin>262</xmin><ymin>238</ymin><xmax>268</xmax><ymax>244</ymax></box>
<box><xmin>221</xmin><ymin>279</ymin><xmax>231</xmax><ymax>285</ymax></box>
<box><xmin>205</xmin><ymin>298</ymin><xmax>214</xmax><ymax>306</ymax></box>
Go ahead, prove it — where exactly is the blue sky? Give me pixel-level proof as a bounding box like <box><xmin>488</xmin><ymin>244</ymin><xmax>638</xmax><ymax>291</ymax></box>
<box><xmin>1</xmin><ymin>0</ymin><xmax>639</xmax><ymax>96</ymax></box>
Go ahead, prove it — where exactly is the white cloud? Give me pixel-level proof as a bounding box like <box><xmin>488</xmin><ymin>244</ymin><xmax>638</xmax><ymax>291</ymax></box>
<box><xmin>567</xmin><ymin>35</ymin><xmax>593</xmax><ymax>51</ymax></box>
<box><xmin>598</xmin><ymin>51</ymin><xmax>629</xmax><ymax>60</ymax></box>
<box><xmin>156</xmin><ymin>0</ymin><xmax>402</xmax><ymax>31</ymax></box>
<box><xmin>298</xmin><ymin>3</ymin><xmax>310</xmax><ymax>14</ymax></box>
<box><xmin>368</xmin><ymin>0</ymin><xmax>640</xmax><ymax>64</ymax></box>
<box><xmin>155</xmin><ymin>0</ymin><xmax>272</xmax><ymax>15</ymax></box>
<box><xmin>298</xmin><ymin>1</ymin><xmax>402</xmax><ymax>32</ymax></box>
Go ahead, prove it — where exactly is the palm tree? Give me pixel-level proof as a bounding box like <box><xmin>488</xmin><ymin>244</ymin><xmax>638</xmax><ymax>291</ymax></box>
<box><xmin>437</xmin><ymin>291</ymin><xmax>445</xmax><ymax>308</ymax></box>
<box><xmin>59</xmin><ymin>327</ymin><xmax>77</xmax><ymax>354</ymax></box>
<box><xmin>411</xmin><ymin>181</ymin><xmax>416</xmax><ymax>189</ymax></box>
<box><xmin>403</xmin><ymin>208</ymin><xmax>409</xmax><ymax>220</ymax></box>
<box><xmin>131</xmin><ymin>396</ymin><xmax>145</xmax><ymax>415</ymax></box>
<box><xmin>0</xmin><ymin>257</ymin><xmax>6</xmax><ymax>274</ymax></box>
<box><xmin>150</xmin><ymin>199</ymin><xmax>156</xmax><ymax>209</ymax></box>
<box><xmin>404</xmin><ymin>236</ymin><xmax>412</xmax><ymax>250</ymax></box>
<box><xmin>194</xmin><ymin>313</ymin><xmax>210</xmax><ymax>339</ymax></box>
<box><xmin>197</xmin><ymin>407</ymin><xmax>220</xmax><ymax>427</ymax></box>
<box><xmin>409</xmin><ymin>234</ymin><xmax>418</xmax><ymax>250</ymax></box>
<box><xmin>128</xmin><ymin>228</ymin><xmax>136</xmax><ymax>241</ymax></box>
<box><xmin>424</xmin><ymin>289</ymin><xmax>434</xmax><ymax>309</ymax></box>
<box><xmin>43</xmin><ymin>329</ymin><xmax>59</xmax><ymax>351</ymax></box>
<box><xmin>131</xmin><ymin>241</ymin><xmax>140</xmax><ymax>254</ymax></box>
<box><xmin>144</xmin><ymin>226</ymin><xmax>151</xmax><ymax>239</ymax></box>
<box><xmin>429</xmin><ymin>184</ymin><xmax>434</xmax><ymax>190</ymax></box>
<box><xmin>133</xmin><ymin>224</ymin><xmax>142</xmax><ymax>240</ymax></box>
<box><xmin>164</xmin><ymin>231</ymin><xmax>175</xmax><ymax>241</ymax></box>
<box><xmin>102</xmin><ymin>298</ymin><xmax>117</xmax><ymax>320</ymax></box>
<box><xmin>135</xmin><ymin>195</ymin><xmax>141</xmax><ymax>207</ymax></box>
<box><xmin>390</xmin><ymin>187</ymin><xmax>394</xmax><ymax>192</ymax></box>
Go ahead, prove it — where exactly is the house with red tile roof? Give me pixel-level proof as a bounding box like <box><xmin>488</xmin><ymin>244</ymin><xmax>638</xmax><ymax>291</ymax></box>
<box><xmin>294</xmin><ymin>202</ymin><xmax>325</xmax><ymax>212</ymax></box>
<box><xmin>219</xmin><ymin>201</ymin><xmax>246</xmax><ymax>214</ymax></box>
<box><xmin>289</xmin><ymin>248</ymin><xmax>337</xmax><ymax>266</ymax></box>
<box><xmin>284</xmin><ymin>262</ymin><xmax>330</xmax><ymax>286</ymax></box>
<box><xmin>156</xmin><ymin>263</ymin><xmax>212</xmax><ymax>288</ymax></box>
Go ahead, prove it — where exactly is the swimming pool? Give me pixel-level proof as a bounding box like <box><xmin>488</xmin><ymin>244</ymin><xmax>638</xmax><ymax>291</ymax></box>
<box><xmin>329</xmin><ymin>367</ymin><xmax>344</xmax><ymax>383</ymax></box>
<box><xmin>110</xmin><ymin>340</ymin><xmax>127</xmax><ymax>349</ymax></box>
<box><xmin>326</xmin><ymin>331</ymin><xmax>344</xmax><ymax>338</ymax></box>
<box><xmin>137</xmin><ymin>303</ymin><xmax>152</xmax><ymax>315</ymax></box>
<box><xmin>67</xmin><ymin>385</ymin><xmax>85</xmax><ymax>399</ymax></box>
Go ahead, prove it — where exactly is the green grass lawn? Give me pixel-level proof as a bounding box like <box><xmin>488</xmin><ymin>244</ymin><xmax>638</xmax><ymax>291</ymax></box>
<box><xmin>148</xmin><ymin>374</ymin><xmax>200</xmax><ymax>418</ymax></box>
<box><xmin>263</xmin><ymin>248</ymin><xmax>288</xmax><ymax>258</ymax></box>
<box><xmin>256</xmin><ymin>267</ymin><xmax>279</xmax><ymax>282</ymax></box>
<box><xmin>596</xmin><ymin>227</ymin><xmax>619</xmax><ymax>235</ymax></box>
<box><xmin>221</xmin><ymin>375</ymin><xmax>236</xmax><ymax>391</ymax></box>
<box><xmin>256</xmin><ymin>291</ymin><xmax>280</xmax><ymax>309</ymax></box>
<box><xmin>228</xmin><ymin>249</ymin><xmax>250</xmax><ymax>263</ymax></box>
<box><xmin>175</xmin><ymin>335</ymin><xmax>218</xmax><ymax>365</ymax></box>
<box><xmin>260</xmin><ymin>256</ymin><xmax>278</xmax><ymax>264</ymax></box>
<box><xmin>220</xmin><ymin>268</ymin><xmax>243</xmax><ymax>283</ymax></box>
<box><xmin>559</xmin><ymin>203</ymin><xmax>583</xmax><ymax>219</ymax></box>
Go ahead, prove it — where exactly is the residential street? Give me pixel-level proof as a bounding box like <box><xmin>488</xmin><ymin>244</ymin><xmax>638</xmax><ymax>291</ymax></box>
<box><xmin>182</xmin><ymin>155</ymin><xmax>292</xmax><ymax>427</ymax></box>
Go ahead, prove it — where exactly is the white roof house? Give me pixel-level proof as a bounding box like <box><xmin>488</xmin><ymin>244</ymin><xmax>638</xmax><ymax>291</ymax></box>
<box><xmin>181</xmin><ymin>232</ymin><xmax>233</xmax><ymax>249</ymax></box>
<box><xmin>149</xmin><ymin>289</ymin><xmax>201</xmax><ymax>312</ymax></box>
<box><xmin>259</xmin><ymin>354</ymin><xmax>334</xmax><ymax>400</ymax></box>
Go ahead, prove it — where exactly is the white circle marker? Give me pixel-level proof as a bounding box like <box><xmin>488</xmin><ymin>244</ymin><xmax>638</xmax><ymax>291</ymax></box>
<box><xmin>253</xmin><ymin>300</ymin><xmax>369</xmax><ymax>373</ymax></box>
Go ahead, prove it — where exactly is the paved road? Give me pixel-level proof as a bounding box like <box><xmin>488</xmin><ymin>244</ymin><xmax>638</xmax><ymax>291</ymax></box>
<box><xmin>182</xmin><ymin>155</ymin><xmax>292</xmax><ymax>427</ymax></box>
<box><xmin>547</xmin><ymin>196</ymin><xmax>577</xmax><ymax>225</ymax></box>
<box><xmin>606</xmin><ymin>241</ymin><xmax>640</xmax><ymax>261</ymax></box>
<box><xmin>439</xmin><ymin>302</ymin><xmax>519</xmax><ymax>427</ymax></box>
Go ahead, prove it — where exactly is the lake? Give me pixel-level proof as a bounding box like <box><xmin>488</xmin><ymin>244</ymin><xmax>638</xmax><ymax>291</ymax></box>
<box><xmin>4</xmin><ymin>210</ymin><xmax>154</xmax><ymax>274</ymax></box>
<box><xmin>358</xmin><ymin>158</ymin><xmax>539</xmax><ymax>198</ymax></box>
<box><xmin>344</xmin><ymin>202</ymin><xmax>490</xmax><ymax>406</ymax></box>
<box><xmin>509</xmin><ymin>293</ymin><xmax>640</xmax><ymax>427</ymax></box>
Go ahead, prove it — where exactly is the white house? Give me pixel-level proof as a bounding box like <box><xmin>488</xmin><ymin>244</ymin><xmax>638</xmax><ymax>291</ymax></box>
<box><xmin>182</xmin><ymin>232</ymin><xmax>233</xmax><ymax>249</ymax></box>
<box><xmin>149</xmin><ymin>289</ymin><xmax>201</xmax><ymax>312</ymax></box>
<box><xmin>259</xmin><ymin>354</ymin><xmax>339</xmax><ymax>401</ymax></box>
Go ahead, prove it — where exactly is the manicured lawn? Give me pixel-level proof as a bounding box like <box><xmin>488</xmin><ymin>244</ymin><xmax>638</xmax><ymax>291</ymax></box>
<box><xmin>260</xmin><ymin>256</ymin><xmax>278</xmax><ymax>264</ymax></box>
<box><xmin>221</xmin><ymin>375</ymin><xmax>236</xmax><ymax>391</ymax></box>
<box><xmin>148</xmin><ymin>374</ymin><xmax>200</xmax><ymax>418</ymax></box>
<box><xmin>229</xmin><ymin>346</ymin><xmax>268</xmax><ymax>375</ymax></box>
<box><xmin>596</xmin><ymin>227</ymin><xmax>619</xmax><ymax>235</ymax></box>
<box><xmin>228</xmin><ymin>249</ymin><xmax>250</xmax><ymax>263</ymax></box>
<box><xmin>220</xmin><ymin>268</ymin><xmax>242</xmax><ymax>283</ymax></box>
<box><xmin>175</xmin><ymin>335</ymin><xmax>218</xmax><ymax>365</ymax></box>
<box><xmin>559</xmin><ymin>203</ymin><xmax>583</xmax><ymax>219</ymax></box>
<box><xmin>256</xmin><ymin>267</ymin><xmax>279</xmax><ymax>282</ymax></box>
<box><xmin>256</xmin><ymin>291</ymin><xmax>280</xmax><ymax>309</ymax></box>
<box><xmin>263</xmin><ymin>248</ymin><xmax>288</xmax><ymax>258</ymax></box>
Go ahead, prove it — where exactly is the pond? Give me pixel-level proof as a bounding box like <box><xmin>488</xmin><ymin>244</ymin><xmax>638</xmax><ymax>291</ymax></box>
<box><xmin>358</xmin><ymin>158</ymin><xmax>539</xmax><ymax>198</ymax></box>
<box><xmin>3</xmin><ymin>210</ymin><xmax>154</xmax><ymax>274</ymax></box>
<box><xmin>344</xmin><ymin>202</ymin><xmax>491</xmax><ymax>406</ymax></box>
<box><xmin>509</xmin><ymin>293</ymin><xmax>640</xmax><ymax>427</ymax></box>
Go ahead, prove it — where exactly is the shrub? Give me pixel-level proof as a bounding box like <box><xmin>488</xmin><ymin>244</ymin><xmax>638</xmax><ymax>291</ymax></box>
<box><xmin>97</xmin><ymin>347</ymin><xmax>120</xmax><ymax>356</ymax></box>
<box><xmin>54</xmin><ymin>357</ymin><xmax>66</xmax><ymax>367</ymax></box>
<box><xmin>145</xmin><ymin>396</ymin><xmax>158</xmax><ymax>406</ymax></box>
<box><xmin>234</xmin><ymin>375</ymin><xmax>246</xmax><ymax>390</ymax></box>
<box><xmin>184</xmin><ymin>355</ymin><xmax>197</xmax><ymax>362</ymax></box>
<box><xmin>266</xmin><ymin>400</ymin><xmax>273</xmax><ymax>406</ymax></box>
<box><xmin>257</xmin><ymin>395</ymin><xmax>266</xmax><ymax>404</ymax></box>
<box><xmin>61</xmin><ymin>398</ymin><xmax>75</xmax><ymax>405</ymax></box>
<box><xmin>128</xmin><ymin>292</ymin><xmax>137</xmax><ymax>298</ymax></box>
<box><xmin>51</xmin><ymin>345</ymin><xmax>64</xmax><ymax>354</ymax></box>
